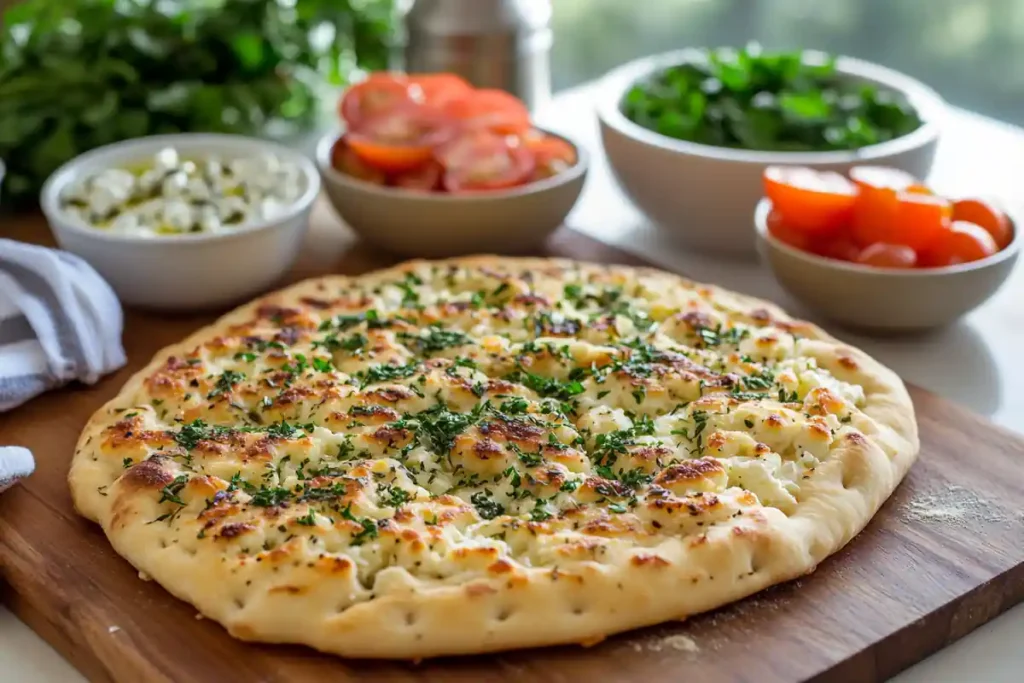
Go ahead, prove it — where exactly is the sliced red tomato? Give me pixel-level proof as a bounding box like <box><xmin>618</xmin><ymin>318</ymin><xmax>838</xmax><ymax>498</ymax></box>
<box><xmin>390</xmin><ymin>160</ymin><xmax>444</xmax><ymax>192</ymax></box>
<box><xmin>762</xmin><ymin>166</ymin><xmax>858</xmax><ymax>235</ymax></box>
<box><xmin>443</xmin><ymin>89</ymin><xmax>532</xmax><ymax>135</ymax></box>
<box><xmin>409</xmin><ymin>74</ymin><xmax>474</xmax><ymax>107</ymax></box>
<box><xmin>346</xmin><ymin>104</ymin><xmax>459</xmax><ymax>172</ymax></box>
<box><xmin>439</xmin><ymin>132</ymin><xmax>536</xmax><ymax>192</ymax></box>
<box><xmin>522</xmin><ymin>131</ymin><xmax>577</xmax><ymax>179</ymax></box>
<box><xmin>330</xmin><ymin>137</ymin><xmax>386</xmax><ymax>185</ymax></box>
<box><xmin>339</xmin><ymin>74</ymin><xmax>415</xmax><ymax>128</ymax></box>
<box><xmin>855</xmin><ymin>243</ymin><xmax>918</xmax><ymax>268</ymax></box>
<box><xmin>952</xmin><ymin>198</ymin><xmax>1012</xmax><ymax>249</ymax></box>
<box><xmin>919</xmin><ymin>221</ymin><xmax>998</xmax><ymax>267</ymax></box>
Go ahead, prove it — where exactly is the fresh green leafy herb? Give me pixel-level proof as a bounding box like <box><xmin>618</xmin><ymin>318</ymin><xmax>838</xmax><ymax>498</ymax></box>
<box><xmin>398</xmin><ymin>327</ymin><xmax>471</xmax><ymax>355</ymax></box>
<box><xmin>0</xmin><ymin>0</ymin><xmax>395</xmax><ymax>207</ymax></box>
<box><xmin>158</xmin><ymin>475</ymin><xmax>189</xmax><ymax>506</ymax></box>
<box><xmin>357</xmin><ymin>362</ymin><xmax>419</xmax><ymax>387</ymax></box>
<box><xmin>470</xmin><ymin>491</ymin><xmax>505</xmax><ymax>520</ymax></box>
<box><xmin>622</xmin><ymin>45</ymin><xmax>922</xmax><ymax>152</ymax></box>
<box><xmin>207</xmin><ymin>370</ymin><xmax>246</xmax><ymax>398</ymax></box>
<box><xmin>340</xmin><ymin>505</ymin><xmax>378</xmax><ymax>545</ymax></box>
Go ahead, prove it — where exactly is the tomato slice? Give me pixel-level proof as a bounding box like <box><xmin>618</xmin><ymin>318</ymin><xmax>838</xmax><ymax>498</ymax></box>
<box><xmin>919</xmin><ymin>221</ymin><xmax>998</xmax><ymax>267</ymax></box>
<box><xmin>390</xmin><ymin>161</ymin><xmax>444</xmax><ymax>192</ymax></box>
<box><xmin>952</xmin><ymin>198</ymin><xmax>1012</xmax><ymax>249</ymax></box>
<box><xmin>439</xmin><ymin>132</ymin><xmax>536</xmax><ymax>192</ymax></box>
<box><xmin>339</xmin><ymin>74</ymin><xmax>415</xmax><ymax>127</ymax></box>
<box><xmin>522</xmin><ymin>131</ymin><xmax>577</xmax><ymax>179</ymax></box>
<box><xmin>443</xmin><ymin>89</ymin><xmax>532</xmax><ymax>135</ymax></box>
<box><xmin>409</xmin><ymin>74</ymin><xmax>474</xmax><ymax>107</ymax></box>
<box><xmin>346</xmin><ymin>104</ymin><xmax>458</xmax><ymax>172</ymax></box>
<box><xmin>762</xmin><ymin>166</ymin><xmax>858</xmax><ymax>235</ymax></box>
<box><xmin>330</xmin><ymin>137</ymin><xmax>386</xmax><ymax>185</ymax></box>
<box><xmin>855</xmin><ymin>243</ymin><xmax>918</xmax><ymax>268</ymax></box>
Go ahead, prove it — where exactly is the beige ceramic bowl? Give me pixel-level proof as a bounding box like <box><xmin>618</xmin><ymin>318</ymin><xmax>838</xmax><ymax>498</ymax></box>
<box><xmin>315</xmin><ymin>130</ymin><xmax>588</xmax><ymax>258</ymax></box>
<box><xmin>754</xmin><ymin>198</ymin><xmax>1020</xmax><ymax>332</ymax></box>
<box><xmin>597</xmin><ymin>49</ymin><xmax>946</xmax><ymax>255</ymax></box>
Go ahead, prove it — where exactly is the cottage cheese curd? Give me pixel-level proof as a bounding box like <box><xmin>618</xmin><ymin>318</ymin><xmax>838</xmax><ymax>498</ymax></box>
<box><xmin>60</xmin><ymin>148</ymin><xmax>305</xmax><ymax>236</ymax></box>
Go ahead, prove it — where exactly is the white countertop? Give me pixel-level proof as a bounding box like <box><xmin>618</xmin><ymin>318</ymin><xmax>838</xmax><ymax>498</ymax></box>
<box><xmin>3</xmin><ymin>86</ymin><xmax>1023</xmax><ymax>680</ymax></box>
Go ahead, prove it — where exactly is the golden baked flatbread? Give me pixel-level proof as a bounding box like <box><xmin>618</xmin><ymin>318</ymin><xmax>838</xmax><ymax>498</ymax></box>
<box><xmin>70</xmin><ymin>257</ymin><xmax>918</xmax><ymax>658</ymax></box>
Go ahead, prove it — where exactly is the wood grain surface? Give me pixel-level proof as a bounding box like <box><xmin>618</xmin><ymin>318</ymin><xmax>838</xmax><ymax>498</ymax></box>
<box><xmin>1</xmin><ymin>207</ymin><xmax>1023</xmax><ymax>683</ymax></box>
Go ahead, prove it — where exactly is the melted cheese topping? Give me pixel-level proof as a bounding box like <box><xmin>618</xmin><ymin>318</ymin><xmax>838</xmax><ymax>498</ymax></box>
<box><xmin>88</xmin><ymin>260</ymin><xmax>871</xmax><ymax>601</ymax></box>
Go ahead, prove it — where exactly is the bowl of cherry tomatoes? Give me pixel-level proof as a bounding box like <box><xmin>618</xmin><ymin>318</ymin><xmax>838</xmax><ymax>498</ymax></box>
<box><xmin>755</xmin><ymin>165</ymin><xmax>1019</xmax><ymax>331</ymax></box>
<box><xmin>315</xmin><ymin>72</ymin><xmax>587</xmax><ymax>257</ymax></box>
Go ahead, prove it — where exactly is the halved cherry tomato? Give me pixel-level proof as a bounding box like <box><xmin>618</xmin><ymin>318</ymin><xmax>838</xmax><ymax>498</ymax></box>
<box><xmin>390</xmin><ymin>160</ymin><xmax>444</xmax><ymax>191</ymax></box>
<box><xmin>330</xmin><ymin>138</ymin><xmax>386</xmax><ymax>185</ymax></box>
<box><xmin>443</xmin><ymin>89</ymin><xmax>532</xmax><ymax>135</ymax></box>
<box><xmin>346</xmin><ymin>104</ymin><xmax>458</xmax><ymax>172</ymax></box>
<box><xmin>522</xmin><ymin>131</ymin><xmax>577</xmax><ymax>179</ymax></box>
<box><xmin>919</xmin><ymin>221</ymin><xmax>998</xmax><ymax>267</ymax></box>
<box><xmin>849</xmin><ymin>166</ymin><xmax>921</xmax><ymax>192</ymax></box>
<box><xmin>811</xmin><ymin>236</ymin><xmax>861</xmax><ymax>262</ymax></box>
<box><xmin>855</xmin><ymin>243</ymin><xmax>917</xmax><ymax>268</ymax></box>
<box><xmin>952</xmin><ymin>198</ymin><xmax>1012</xmax><ymax>249</ymax></box>
<box><xmin>409</xmin><ymin>74</ymin><xmax>474</xmax><ymax>107</ymax></box>
<box><xmin>339</xmin><ymin>74</ymin><xmax>415</xmax><ymax>127</ymax></box>
<box><xmin>439</xmin><ymin>132</ymin><xmax>536</xmax><ymax>192</ymax></box>
<box><xmin>767</xmin><ymin>209</ymin><xmax>812</xmax><ymax>251</ymax></box>
<box><xmin>852</xmin><ymin>189</ymin><xmax>951</xmax><ymax>251</ymax></box>
<box><xmin>762</xmin><ymin>166</ymin><xmax>858</xmax><ymax>235</ymax></box>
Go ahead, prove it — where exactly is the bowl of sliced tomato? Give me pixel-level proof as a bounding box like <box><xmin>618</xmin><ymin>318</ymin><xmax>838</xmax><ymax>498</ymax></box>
<box><xmin>315</xmin><ymin>72</ymin><xmax>587</xmax><ymax>257</ymax></box>
<box><xmin>754</xmin><ymin>165</ymin><xmax>1019</xmax><ymax>331</ymax></box>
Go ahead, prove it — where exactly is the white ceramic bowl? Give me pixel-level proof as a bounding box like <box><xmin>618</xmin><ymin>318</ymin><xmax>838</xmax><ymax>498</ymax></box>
<box><xmin>41</xmin><ymin>134</ymin><xmax>320</xmax><ymax>310</ymax></box>
<box><xmin>315</xmin><ymin>130</ymin><xmax>588</xmax><ymax>258</ymax></box>
<box><xmin>754</xmin><ymin>199</ymin><xmax>1020</xmax><ymax>332</ymax></box>
<box><xmin>597</xmin><ymin>49</ymin><xmax>946</xmax><ymax>255</ymax></box>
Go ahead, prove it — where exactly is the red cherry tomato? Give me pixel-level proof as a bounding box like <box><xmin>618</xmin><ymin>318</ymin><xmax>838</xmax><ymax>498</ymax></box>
<box><xmin>390</xmin><ymin>161</ymin><xmax>444</xmax><ymax>192</ymax></box>
<box><xmin>811</xmin><ymin>236</ymin><xmax>861</xmax><ymax>262</ymax></box>
<box><xmin>855</xmin><ymin>243</ymin><xmax>918</xmax><ymax>268</ymax></box>
<box><xmin>952</xmin><ymin>198</ymin><xmax>1013</xmax><ymax>249</ymax></box>
<box><xmin>408</xmin><ymin>74</ymin><xmax>474</xmax><ymax>107</ymax></box>
<box><xmin>522</xmin><ymin>131</ymin><xmax>577</xmax><ymax>179</ymax></box>
<box><xmin>346</xmin><ymin>104</ymin><xmax>458</xmax><ymax>172</ymax></box>
<box><xmin>762</xmin><ymin>166</ymin><xmax>858</xmax><ymax>235</ymax></box>
<box><xmin>443</xmin><ymin>89</ymin><xmax>532</xmax><ymax>135</ymax></box>
<box><xmin>920</xmin><ymin>221</ymin><xmax>999</xmax><ymax>267</ymax></box>
<box><xmin>766</xmin><ymin>209</ymin><xmax>812</xmax><ymax>251</ymax></box>
<box><xmin>439</xmin><ymin>132</ymin><xmax>536</xmax><ymax>192</ymax></box>
<box><xmin>850</xmin><ymin>167</ymin><xmax>947</xmax><ymax>250</ymax></box>
<box><xmin>339</xmin><ymin>74</ymin><xmax>415</xmax><ymax>127</ymax></box>
<box><xmin>849</xmin><ymin>166</ymin><xmax>921</xmax><ymax>192</ymax></box>
<box><xmin>330</xmin><ymin>138</ymin><xmax>386</xmax><ymax>185</ymax></box>
<box><xmin>851</xmin><ymin>191</ymin><xmax>951</xmax><ymax>251</ymax></box>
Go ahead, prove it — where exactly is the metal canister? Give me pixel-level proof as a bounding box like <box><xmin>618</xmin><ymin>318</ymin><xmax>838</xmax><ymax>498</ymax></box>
<box><xmin>403</xmin><ymin>0</ymin><xmax>553</xmax><ymax>112</ymax></box>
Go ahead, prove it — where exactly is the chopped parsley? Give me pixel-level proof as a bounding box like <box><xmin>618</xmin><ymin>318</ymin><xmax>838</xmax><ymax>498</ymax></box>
<box><xmin>357</xmin><ymin>362</ymin><xmax>419</xmax><ymax>387</ymax></box>
<box><xmin>340</xmin><ymin>505</ymin><xmax>379</xmax><ymax>545</ymax></box>
<box><xmin>207</xmin><ymin>370</ymin><xmax>246</xmax><ymax>398</ymax></box>
<box><xmin>471</xmin><ymin>491</ymin><xmax>505</xmax><ymax>520</ymax></box>
<box><xmin>398</xmin><ymin>327</ymin><xmax>471</xmax><ymax>355</ymax></box>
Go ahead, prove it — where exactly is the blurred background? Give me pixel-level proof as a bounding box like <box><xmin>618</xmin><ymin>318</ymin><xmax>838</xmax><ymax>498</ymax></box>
<box><xmin>551</xmin><ymin>0</ymin><xmax>1024</xmax><ymax>125</ymax></box>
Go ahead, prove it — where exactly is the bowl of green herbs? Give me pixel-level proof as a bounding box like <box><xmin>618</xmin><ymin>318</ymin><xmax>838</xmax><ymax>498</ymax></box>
<box><xmin>0</xmin><ymin>0</ymin><xmax>395</xmax><ymax>210</ymax></box>
<box><xmin>596</xmin><ymin>46</ymin><xmax>945</xmax><ymax>254</ymax></box>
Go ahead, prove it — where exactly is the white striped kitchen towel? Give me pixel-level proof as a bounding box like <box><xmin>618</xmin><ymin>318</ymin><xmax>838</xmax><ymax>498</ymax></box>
<box><xmin>0</xmin><ymin>238</ymin><xmax>127</xmax><ymax>491</ymax></box>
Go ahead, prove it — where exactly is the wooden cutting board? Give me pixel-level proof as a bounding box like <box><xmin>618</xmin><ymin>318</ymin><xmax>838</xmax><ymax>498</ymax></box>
<box><xmin>1</xmin><ymin>209</ymin><xmax>1023</xmax><ymax>683</ymax></box>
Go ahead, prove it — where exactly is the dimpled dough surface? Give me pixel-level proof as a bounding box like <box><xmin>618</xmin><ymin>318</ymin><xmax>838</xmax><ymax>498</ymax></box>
<box><xmin>69</xmin><ymin>257</ymin><xmax>918</xmax><ymax>659</ymax></box>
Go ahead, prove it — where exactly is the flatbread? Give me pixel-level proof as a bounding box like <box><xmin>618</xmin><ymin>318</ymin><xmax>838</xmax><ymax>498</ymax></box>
<box><xmin>70</xmin><ymin>257</ymin><xmax>918</xmax><ymax>658</ymax></box>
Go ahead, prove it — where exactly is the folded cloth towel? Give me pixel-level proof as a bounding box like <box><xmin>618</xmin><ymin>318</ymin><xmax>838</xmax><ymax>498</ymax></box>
<box><xmin>0</xmin><ymin>446</ymin><xmax>34</xmax><ymax>493</ymax></box>
<box><xmin>0</xmin><ymin>238</ymin><xmax>127</xmax><ymax>491</ymax></box>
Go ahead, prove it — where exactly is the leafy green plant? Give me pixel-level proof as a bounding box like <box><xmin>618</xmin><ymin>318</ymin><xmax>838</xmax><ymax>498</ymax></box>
<box><xmin>0</xmin><ymin>0</ymin><xmax>395</xmax><ymax>207</ymax></box>
<box><xmin>622</xmin><ymin>45</ymin><xmax>922</xmax><ymax>152</ymax></box>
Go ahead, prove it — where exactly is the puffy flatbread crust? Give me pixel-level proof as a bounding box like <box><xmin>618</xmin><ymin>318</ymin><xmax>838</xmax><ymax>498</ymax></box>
<box><xmin>70</xmin><ymin>256</ymin><xmax>918</xmax><ymax>658</ymax></box>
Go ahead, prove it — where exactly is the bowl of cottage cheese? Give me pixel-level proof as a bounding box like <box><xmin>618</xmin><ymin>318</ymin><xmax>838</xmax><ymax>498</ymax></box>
<box><xmin>41</xmin><ymin>134</ymin><xmax>320</xmax><ymax>310</ymax></box>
